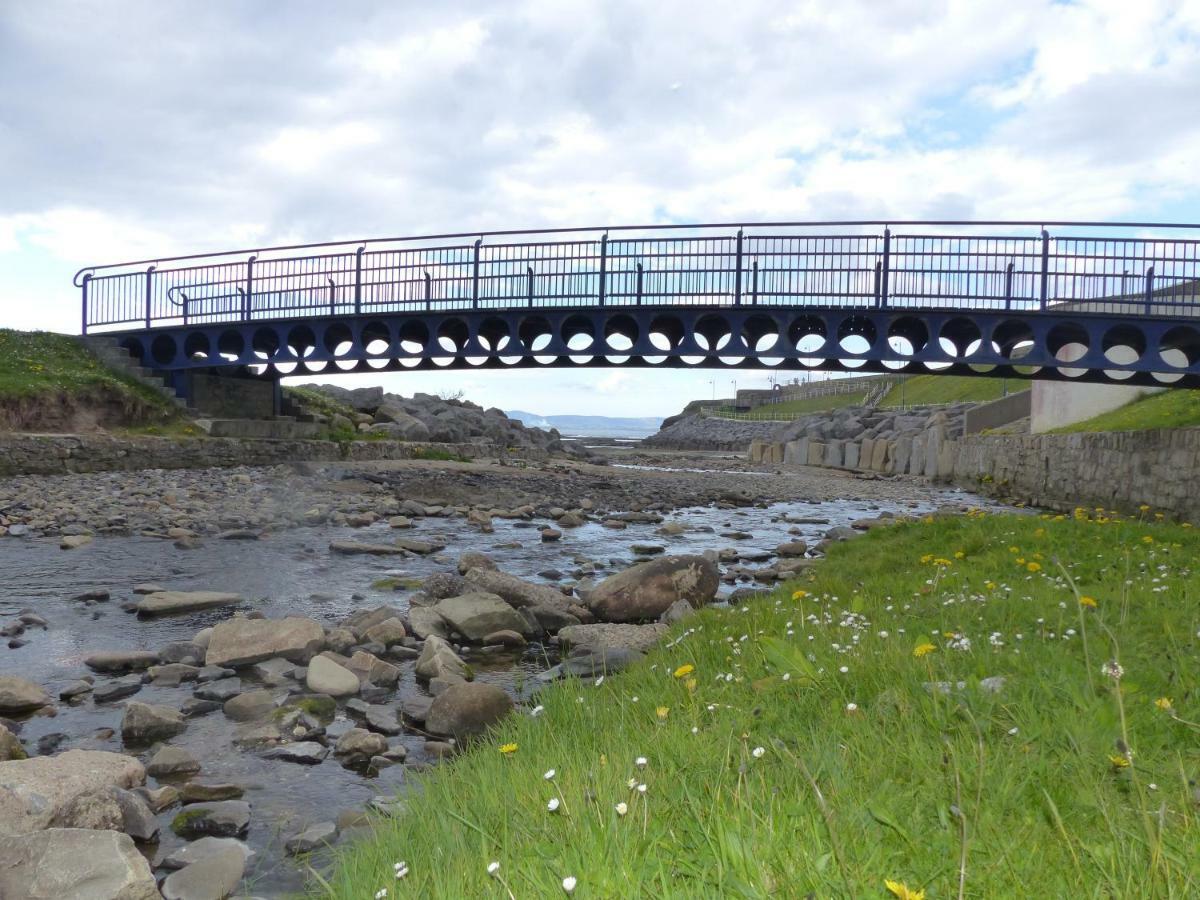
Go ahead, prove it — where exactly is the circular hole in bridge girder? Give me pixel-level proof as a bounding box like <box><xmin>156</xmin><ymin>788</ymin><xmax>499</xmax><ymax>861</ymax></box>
<box><xmin>518</xmin><ymin>315</ymin><xmax>555</xmax><ymax>364</ymax></box>
<box><xmin>477</xmin><ymin>317</ymin><xmax>512</xmax><ymax>354</ymax></box>
<box><xmin>884</xmin><ymin>317</ymin><xmax>928</xmax><ymax>371</ymax></box>
<box><xmin>1047</xmin><ymin>322</ymin><xmax>1091</xmax><ymax>378</ymax></box>
<box><xmin>788</xmin><ymin>315</ymin><xmax>827</xmax><ymax>367</ymax></box>
<box><xmin>323</xmin><ymin>323</ymin><xmax>353</xmax><ymax>357</ymax></box>
<box><xmin>939</xmin><ymin>317</ymin><xmax>982</xmax><ymax>359</ymax></box>
<box><xmin>183</xmin><ymin>332</ymin><xmax>210</xmax><ymax>361</ymax></box>
<box><xmin>252</xmin><ymin>327</ymin><xmax>280</xmax><ymax>360</ymax></box>
<box><xmin>362</xmin><ymin>320</ymin><xmax>391</xmax><ymax>356</ymax></box>
<box><xmin>366</xmin><ymin>358</ymin><xmax>389</xmax><ymax>370</ymax></box>
<box><xmin>1158</xmin><ymin>325</ymin><xmax>1200</xmax><ymax>370</ymax></box>
<box><xmin>150</xmin><ymin>335</ymin><xmax>177</xmax><ymax>366</ymax></box>
<box><xmin>120</xmin><ymin>337</ymin><xmax>146</xmax><ymax>362</ymax></box>
<box><xmin>397</xmin><ymin>320</ymin><xmax>429</xmax><ymax>356</ymax></box>
<box><xmin>837</xmin><ymin>316</ymin><xmax>876</xmax><ymax>368</ymax></box>
<box><xmin>287</xmin><ymin>325</ymin><xmax>317</xmax><ymax>361</ymax></box>
<box><xmin>604</xmin><ymin>314</ymin><xmax>637</xmax><ymax>363</ymax></box>
<box><xmin>1101</xmin><ymin>324</ymin><xmax>1146</xmax><ymax>381</ymax></box>
<box><xmin>992</xmin><ymin>319</ymin><xmax>1039</xmax><ymax>375</ymax></box>
<box><xmin>563</xmin><ymin>314</ymin><xmax>595</xmax><ymax>363</ymax></box>
<box><xmin>216</xmin><ymin>330</ymin><xmax>244</xmax><ymax>363</ymax></box>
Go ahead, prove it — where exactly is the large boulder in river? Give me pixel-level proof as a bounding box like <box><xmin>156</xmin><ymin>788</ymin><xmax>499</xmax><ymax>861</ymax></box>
<box><xmin>0</xmin><ymin>828</ymin><xmax>159</xmax><ymax>900</ymax></box>
<box><xmin>425</xmin><ymin>682</ymin><xmax>513</xmax><ymax>740</ymax></box>
<box><xmin>583</xmin><ymin>555</ymin><xmax>719</xmax><ymax>622</ymax></box>
<box><xmin>0</xmin><ymin>750</ymin><xmax>146</xmax><ymax>835</ymax></box>
<box><xmin>136</xmin><ymin>590</ymin><xmax>242</xmax><ymax>616</ymax></box>
<box><xmin>464</xmin><ymin>568</ymin><xmax>589</xmax><ymax>621</ymax></box>
<box><xmin>414</xmin><ymin>635</ymin><xmax>470</xmax><ymax>682</ymax></box>
<box><xmin>205</xmin><ymin>616</ymin><xmax>325</xmax><ymax>668</ymax></box>
<box><xmin>306</xmin><ymin>656</ymin><xmax>360</xmax><ymax>698</ymax></box>
<box><xmin>558</xmin><ymin>623</ymin><xmax>670</xmax><ymax>655</ymax></box>
<box><xmin>121</xmin><ymin>702</ymin><xmax>186</xmax><ymax>745</ymax></box>
<box><xmin>0</xmin><ymin>677</ymin><xmax>51</xmax><ymax>714</ymax></box>
<box><xmin>433</xmin><ymin>592</ymin><xmax>532</xmax><ymax>641</ymax></box>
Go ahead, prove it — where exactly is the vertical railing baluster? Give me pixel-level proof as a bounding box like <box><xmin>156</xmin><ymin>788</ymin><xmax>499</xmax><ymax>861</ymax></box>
<box><xmin>1004</xmin><ymin>261</ymin><xmax>1014</xmax><ymax>311</ymax></box>
<box><xmin>328</xmin><ymin>278</ymin><xmax>336</xmax><ymax>316</ymax></box>
<box><xmin>880</xmin><ymin>227</ymin><xmax>891</xmax><ymax>309</ymax></box>
<box><xmin>472</xmin><ymin>238</ymin><xmax>481</xmax><ymax>310</ymax></box>
<box><xmin>354</xmin><ymin>247</ymin><xmax>364</xmax><ymax>316</ymax></box>
<box><xmin>244</xmin><ymin>256</ymin><xmax>256</xmax><ymax>322</ymax></box>
<box><xmin>1144</xmin><ymin>265</ymin><xmax>1155</xmax><ymax>315</ymax></box>
<box><xmin>81</xmin><ymin>274</ymin><xmax>91</xmax><ymax>335</ymax></box>
<box><xmin>599</xmin><ymin>233</ymin><xmax>608</xmax><ymax>307</ymax></box>
<box><xmin>145</xmin><ymin>265</ymin><xmax>156</xmax><ymax>329</ymax></box>
<box><xmin>636</xmin><ymin>262</ymin><xmax>643</xmax><ymax>306</ymax></box>
<box><xmin>752</xmin><ymin>260</ymin><xmax>759</xmax><ymax>303</ymax></box>
<box><xmin>734</xmin><ymin>229</ymin><xmax>743</xmax><ymax>306</ymax></box>
<box><xmin>1039</xmin><ymin>229</ymin><xmax>1050</xmax><ymax>311</ymax></box>
<box><xmin>527</xmin><ymin>266</ymin><xmax>535</xmax><ymax>306</ymax></box>
<box><xmin>424</xmin><ymin>271</ymin><xmax>432</xmax><ymax>311</ymax></box>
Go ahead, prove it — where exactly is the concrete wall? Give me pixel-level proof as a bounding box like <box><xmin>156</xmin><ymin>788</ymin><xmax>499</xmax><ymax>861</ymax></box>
<box><xmin>0</xmin><ymin>434</ymin><xmax>542</xmax><ymax>477</ymax></box>
<box><xmin>186</xmin><ymin>373</ymin><xmax>276</xmax><ymax>419</ymax></box>
<box><xmin>964</xmin><ymin>390</ymin><xmax>1031</xmax><ymax>434</ymax></box>
<box><xmin>1030</xmin><ymin>379</ymin><xmax>1161</xmax><ymax>433</ymax></box>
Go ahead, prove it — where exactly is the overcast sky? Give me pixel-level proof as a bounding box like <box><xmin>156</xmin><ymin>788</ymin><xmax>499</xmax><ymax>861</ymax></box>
<box><xmin>3</xmin><ymin>0</ymin><xmax>1200</xmax><ymax>417</ymax></box>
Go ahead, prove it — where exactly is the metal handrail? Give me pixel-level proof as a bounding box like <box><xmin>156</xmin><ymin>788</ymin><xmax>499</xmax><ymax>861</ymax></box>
<box><xmin>77</xmin><ymin>221</ymin><xmax>1200</xmax><ymax>334</ymax></box>
<box><xmin>72</xmin><ymin>219</ymin><xmax>1200</xmax><ymax>285</ymax></box>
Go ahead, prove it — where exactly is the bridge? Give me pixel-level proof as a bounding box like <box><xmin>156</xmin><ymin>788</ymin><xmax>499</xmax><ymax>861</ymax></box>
<box><xmin>75</xmin><ymin>221</ymin><xmax>1200</xmax><ymax>407</ymax></box>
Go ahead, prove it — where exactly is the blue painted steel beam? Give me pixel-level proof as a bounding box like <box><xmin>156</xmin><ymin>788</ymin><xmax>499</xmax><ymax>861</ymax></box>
<box><xmin>100</xmin><ymin>305</ymin><xmax>1200</xmax><ymax>389</ymax></box>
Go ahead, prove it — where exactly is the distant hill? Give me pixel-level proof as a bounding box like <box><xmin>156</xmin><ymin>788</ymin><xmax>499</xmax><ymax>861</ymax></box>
<box><xmin>507</xmin><ymin>410</ymin><xmax>663</xmax><ymax>438</ymax></box>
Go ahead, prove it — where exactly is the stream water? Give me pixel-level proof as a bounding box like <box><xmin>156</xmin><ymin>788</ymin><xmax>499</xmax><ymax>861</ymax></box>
<box><xmin>0</xmin><ymin>484</ymin><xmax>980</xmax><ymax>894</ymax></box>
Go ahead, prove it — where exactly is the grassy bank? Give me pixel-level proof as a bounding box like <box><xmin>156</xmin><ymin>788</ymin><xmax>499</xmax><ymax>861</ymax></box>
<box><xmin>320</xmin><ymin>510</ymin><xmax>1200</xmax><ymax>897</ymax></box>
<box><xmin>878</xmin><ymin>374</ymin><xmax>1028</xmax><ymax>408</ymax></box>
<box><xmin>0</xmin><ymin>329</ymin><xmax>180</xmax><ymax>428</ymax></box>
<box><xmin>1052</xmin><ymin>389</ymin><xmax>1200</xmax><ymax>434</ymax></box>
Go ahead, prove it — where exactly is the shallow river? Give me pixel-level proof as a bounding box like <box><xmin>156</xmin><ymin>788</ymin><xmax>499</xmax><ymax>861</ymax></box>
<box><xmin>0</xmin><ymin>482</ymin><xmax>978</xmax><ymax>894</ymax></box>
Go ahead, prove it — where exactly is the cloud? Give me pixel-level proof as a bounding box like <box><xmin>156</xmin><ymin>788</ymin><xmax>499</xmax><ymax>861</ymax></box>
<box><xmin>2</xmin><ymin>0</ymin><xmax>1199</xmax><ymax>414</ymax></box>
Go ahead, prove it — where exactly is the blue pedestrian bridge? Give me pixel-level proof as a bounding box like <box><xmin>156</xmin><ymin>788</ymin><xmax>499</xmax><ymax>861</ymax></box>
<box><xmin>75</xmin><ymin>221</ymin><xmax>1200</xmax><ymax>392</ymax></box>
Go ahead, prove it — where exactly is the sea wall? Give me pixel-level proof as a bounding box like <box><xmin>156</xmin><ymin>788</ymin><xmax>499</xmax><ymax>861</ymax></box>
<box><xmin>0</xmin><ymin>433</ymin><xmax>544</xmax><ymax>477</ymax></box>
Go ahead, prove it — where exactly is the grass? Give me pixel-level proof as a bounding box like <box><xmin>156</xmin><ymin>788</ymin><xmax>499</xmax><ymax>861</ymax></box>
<box><xmin>878</xmin><ymin>375</ymin><xmax>1029</xmax><ymax>409</ymax></box>
<box><xmin>320</xmin><ymin>509</ymin><xmax>1200</xmax><ymax>898</ymax></box>
<box><xmin>714</xmin><ymin>391</ymin><xmax>869</xmax><ymax>419</ymax></box>
<box><xmin>1052</xmin><ymin>389</ymin><xmax>1200</xmax><ymax>434</ymax></box>
<box><xmin>0</xmin><ymin>328</ymin><xmax>178</xmax><ymax>417</ymax></box>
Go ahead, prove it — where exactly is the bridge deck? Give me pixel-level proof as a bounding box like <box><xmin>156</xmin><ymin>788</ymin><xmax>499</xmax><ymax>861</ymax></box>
<box><xmin>75</xmin><ymin>221</ymin><xmax>1200</xmax><ymax>386</ymax></box>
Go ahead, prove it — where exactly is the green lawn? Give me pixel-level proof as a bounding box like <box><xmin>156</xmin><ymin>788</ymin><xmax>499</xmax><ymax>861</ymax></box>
<box><xmin>1053</xmin><ymin>389</ymin><xmax>1200</xmax><ymax>434</ymax></box>
<box><xmin>879</xmin><ymin>375</ymin><xmax>1029</xmax><ymax>408</ymax></box>
<box><xmin>715</xmin><ymin>391</ymin><xmax>869</xmax><ymax>419</ymax></box>
<box><xmin>0</xmin><ymin>328</ymin><xmax>177</xmax><ymax>417</ymax></box>
<box><xmin>318</xmin><ymin>510</ymin><xmax>1200</xmax><ymax>898</ymax></box>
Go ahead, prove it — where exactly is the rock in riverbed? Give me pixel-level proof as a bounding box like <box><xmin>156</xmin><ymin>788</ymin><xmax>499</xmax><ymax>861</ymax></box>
<box><xmin>425</xmin><ymin>682</ymin><xmax>513</xmax><ymax>740</ymax></box>
<box><xmin>306</xmin><ymin>656</ymin><xmax>359</xmax><ymax>697</ymax></box>
<box><xmin>171</xmin><ymin>800</ymin><xmax>252</xmax><ymax>838</ymax></box>
<box><xmin>136</xmin><ymin>590</ymin><xmax>242</xmax><ymax>616</ymax></box>
<box><xmin>121</xmin><ymin>701</ymin><xmax>186</xmax><ymax>744</ymax></box>
<box><xmin>432</xmin><ymin>592</ymin><xmax>532</xmax><ymax>641</ymax></box>
<box><xmin>0</xmin><ymin>828</ymin><xmax>159</xmax><ymax>900</ymax></box>
<box><xmin>583</xmin><ymin>554</ymin><xmax>719</xmax><ymax>622</ymax></box>
<box><xmin>0</xmin><ymin>676</ymin><xmax>51</xmax><ymax>714</ymax></box>
<box><xmin>0</xmin><ymin>750</ymin><xmax>145</xmax><ymax>835</ymax></box>
<box><xmin>204</xmin><ymin>616</ymin><xmax>325</xmax><ymax>668</ymax></box>
<box><xmin>161</xmin><ymin>844</ymin><xmax>247</xmax><ymax>900</ymax></box>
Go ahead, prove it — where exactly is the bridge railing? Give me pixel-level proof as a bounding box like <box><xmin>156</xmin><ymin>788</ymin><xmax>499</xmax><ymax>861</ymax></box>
<box><xmin>76</xmin><ymin>222</ymin><xmax>1200</xmax><ymax>334</ymax></box>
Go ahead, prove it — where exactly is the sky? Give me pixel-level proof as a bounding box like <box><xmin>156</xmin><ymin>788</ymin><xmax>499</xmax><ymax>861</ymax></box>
<box><xmin>3</xmin><ymin>0</ymin><xmax>1200</xmax><ymax>417</ymax></box>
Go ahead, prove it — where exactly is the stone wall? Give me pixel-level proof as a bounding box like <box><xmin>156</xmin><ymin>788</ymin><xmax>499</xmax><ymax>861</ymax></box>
<box><xmin>753</xmin><ymin>420</ymin><xmax>1200</xmax><ymax>519</ymax></box>
<box><xmin>949</xmin><ymin>429</ymin><xmax>1200</xmax><ymax>517</ymax></box>
<box><xmin>0</xmin><ymin>433</ymin><xmax>542</xmax><ymax>477</ymax></box>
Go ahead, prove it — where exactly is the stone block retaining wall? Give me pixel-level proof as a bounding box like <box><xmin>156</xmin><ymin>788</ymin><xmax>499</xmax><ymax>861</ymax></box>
<box><xmin>750</xmin><ymin>426</ymin><xmax>1200</xmax><ymax>519</ymax></box>
<box><xmin>0</xmin><ymin>433</ymin><xmax>543</xmax><ymax>477</ymax></box>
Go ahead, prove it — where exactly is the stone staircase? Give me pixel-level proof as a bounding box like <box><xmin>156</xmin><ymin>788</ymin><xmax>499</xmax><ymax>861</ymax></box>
<box><xmin>78</xmin><ymin>335</ymin><xmax>196</xmax><ymax>416</ymax></box>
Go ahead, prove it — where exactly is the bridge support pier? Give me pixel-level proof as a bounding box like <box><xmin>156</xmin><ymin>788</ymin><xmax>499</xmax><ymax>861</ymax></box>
<box><xmin>181</xmin><ymin>371</ymin><xmax>279</xmax><ymax>419</ymax></box>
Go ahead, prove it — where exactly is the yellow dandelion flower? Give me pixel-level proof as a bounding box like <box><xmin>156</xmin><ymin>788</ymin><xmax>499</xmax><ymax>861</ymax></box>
<box><xmin>1139</xmin><ymin>504</ymin><xmax>1151</xmax><ymax>512</ymax></box>
<box><xmin>1182</xmin><ymin>522</ymin><xmax>1193</xmax><ymax>529</ymax></box>
<box><xmin>913</xmin><ymin>643</ymin><xmax>936</xmax><ymax>658</ymax></box>
<box><xmin>1154</xmin><ymin>697</ymin><xmax>1173</xmax><ymax>711</ymax></box>
<box><xmin>1026</xmin><ymin>562</ymin><xmax>1041</xmax><ymax>573</ymax></box>
<box><xmin>1109</xmin><ymin>754</ymin><xmax>1131</xmax><ymax>769</ymax></box>
<box><xmin>1015</xmin><ymin>557</ymin><xmax>1026</xmax><ymax>565</ymax></box>
<box><xmin>1008</xmin><ymin>545</ymin><xmax>1020</xmax><ymax>553</ymax></box>
<box><xmin>499</xmin><ymin>743</ymin><xmax>518</xmax><ymax>755</ymax></box>
<box><xmin>655</xmin><ymin>706</ymin><xmax>669</xmax><ymax>720</ymax></box>
<box><xmin>984</xmin><ymin>581</ymin><xmax>996</xmax><ymax>590</ymax></box>
<box><xmin>1034</xmin><ymin>528</ymin><xmax>1045</xmax><ymax>538</ymax></box>
<box><xmin>919</xmin><ymin>554</ymin><xmax>934</xmax><ymax>564</ymax></box>
<box><xmin>953</xmin><ymin>550</ymin><xmax>965</xmax><ymax>559</ymax></box>
<box><xmin>1142</xmin><ymin>535</ymin><xmax>1154</xmax><ymax>544</ymax></box>
<box><xmin>791</xmin><ymin>590</ymin><xmax>809</xmax><ymax>600</ymax></box>
<box><xmin>685</xmin><ymin>678</ymin><xmax>697</xmax><ymax>693</ymax></box>
<box><xmin>885</xmin><ymin>879</ymin><xmax>926</xmax><ymax>900</ymax></box>
<box><xmin>673</xmin><ymin>664</ymin><xmax>695</xmax><ymax>679</ymax></box>
<box><xmin>1079</xmin><ymin>596</ymin><xmax>1097</xmax><ymax>608</ymax></box>
<box><xmin>933</xmin><ymin>557</ymin><xmax>953</xmax><ymax>567</ymax></box>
